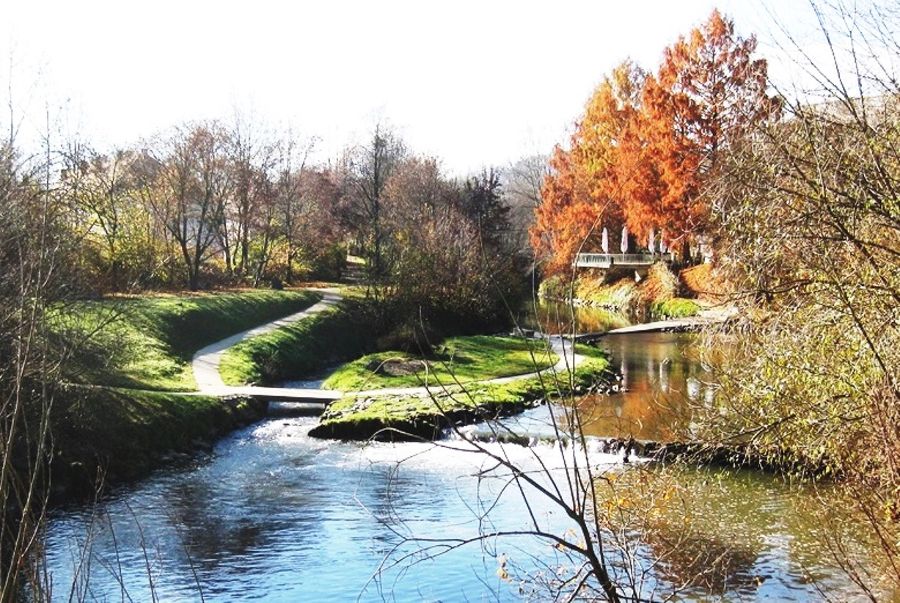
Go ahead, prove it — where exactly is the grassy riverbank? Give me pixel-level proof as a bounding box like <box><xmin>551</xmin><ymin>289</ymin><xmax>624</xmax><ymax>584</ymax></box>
<box><xmin>43</xmin><ymin>289</ymin><xmax>323</xmax><ymax>497</ymax></box>
<box><xmin>539</xmin><ymin>263</ymin><xmax>702</xmax><ymax>321</ymax></box>
<box><xmin>50</xmin><ymin>387</ymin><xmax>267</xmax><ymax>497</ymax></box>
<box><xmin>320</xmin><ymin>335</ymin><xmax>558</xmax><ymax>391</ymax></box>
<box><xmin>310</xmin><ymin>344</ymin><xmax>612</xmax><ymax>440</ymax></box>
<box><xmin>57</xmin><ymin>289</ymin><xmax>322</xmax><ymax>391</ymax></box>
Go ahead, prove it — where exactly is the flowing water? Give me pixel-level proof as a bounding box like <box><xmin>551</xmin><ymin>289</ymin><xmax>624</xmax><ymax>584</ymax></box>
<box><xmin>43</xmin><ymin>419</ymin><xmax>624</xmax><ymax>602</ymax></box>
<box><xmin>41</xmin><ymin>304</ymin><xmax>898</xmax><ymax>601</ymax></box>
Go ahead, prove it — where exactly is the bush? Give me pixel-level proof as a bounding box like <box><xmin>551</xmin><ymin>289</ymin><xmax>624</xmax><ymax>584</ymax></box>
<box><xmin>651</xmin><ymin>297</ymin><xmax>701</xmax><ymax>319</ymax></box>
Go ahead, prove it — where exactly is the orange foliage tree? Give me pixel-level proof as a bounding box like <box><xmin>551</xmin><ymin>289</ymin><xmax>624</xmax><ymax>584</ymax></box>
<box><xmin>532</xmin><ymin>10</ymin><xmax>778</xmax><ymax>272</ymax></box>
<box><xmin>530</xmin><ymin>62</ymin><xmax>644</xmax><ymax>274</ymax></box>
<box><xmin>621</xmin><ymin>9</ymin><xmax>779</xmax><ymax>249</ymax></box>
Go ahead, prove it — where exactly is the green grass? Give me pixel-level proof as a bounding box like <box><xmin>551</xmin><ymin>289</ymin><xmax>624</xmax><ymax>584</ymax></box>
<box><xmin>52</xmin><ymin>386</ymin><xmax>266</xmax><ymax>486</ymax></box>
<box><xmin>55</xmin><ymin>290</ymin><xmax>322</xmax><ymax>391</ymax></box>
<box><xmin>219</xmin><ymin>300</ymin><xmax>382</xmax><ymax>386</ymax></box>
<box><xmin>651</xmin><ymin>297</ymin><xmax>702</xmax><ymax>319</ymax></box>
<box><xmin>313</xmin><ymin>344</ymin><xmax>611</xmax><ymax>439</ymax></box>
<box><xmin>320</xmin><ymin>335</ymin><xmax>558</xmax><ymax>391</ymax></box>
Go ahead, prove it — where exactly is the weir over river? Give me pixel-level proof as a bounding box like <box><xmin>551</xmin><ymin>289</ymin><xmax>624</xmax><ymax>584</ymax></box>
<box><xmin>42</xmin><ymin>306</ymin><xmax>895</xmax><ymax>601</ymax></box>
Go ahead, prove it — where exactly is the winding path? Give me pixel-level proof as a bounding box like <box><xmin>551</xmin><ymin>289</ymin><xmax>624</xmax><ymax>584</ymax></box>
<box><xmin>191</xmin><ymin>289</ymin><xmax>344</xmax><ymax>402</ymax></box>
<box><xmin>190</xmin><ymin>289</ymin><xmax>585</xmax><ymax>404</ymax></box>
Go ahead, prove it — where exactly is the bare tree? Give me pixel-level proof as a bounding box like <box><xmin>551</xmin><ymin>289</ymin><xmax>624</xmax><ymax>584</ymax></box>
<box><xmin>59</xmin><ymin>145</ymin><xmax>143</xmax><ymax>291</ymax></box>
<box><xmin>345</xmin><ymin>124</ymin><xmax>405</xmax><ymax>283</ymax></box>
<box><xmin>271</xmin><ymin>135</ymin><xmax>316</xmax><ymax>283</ymax></box>
<box><xmin>223</xmin><ymin>115</ymin><xmax>276</xmax><ymax>279</ymax></box>
<box><xmin>504</xmin><ymin>154</ymin><xmax>548</xmax><ymax>255</ymax></box>
<box><xmin>144</xmin><ymin>123</ymin><xmax>232</xmax><ymax>291</ymax></box>
<box><xmin>0</xmin><ymin>101</ymin><xmax>81</xmax><ymax>601</ymax></box>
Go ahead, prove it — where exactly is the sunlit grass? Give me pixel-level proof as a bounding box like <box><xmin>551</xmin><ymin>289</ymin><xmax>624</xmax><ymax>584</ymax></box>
<box><xmin>315</xmin><ymin>344</ymin><xmax>610</xmax><ymax>435</ymax></box>
<box><xmin>219</xmin><ymin>300</ymin><xmax>380</xmax><ymax>386</ymax></box>
<box><xmin>650</xmin><ymin>297</ymin><xmax>701</xmax><ymax>319</ymax></box>
<box><xmin>56</xmin><ymin>290</ymin><xmax>321</xmax><ymax>391</ymax></box>
<box><xmin>321</xmin><ymin>335</ymin><xmax>558</xmax><ymax>391</ymax></box>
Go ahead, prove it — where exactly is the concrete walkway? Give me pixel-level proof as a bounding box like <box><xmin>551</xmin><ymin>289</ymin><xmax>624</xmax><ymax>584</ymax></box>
<box><xmin>584</xmin><ymin>306</ymin><xmax>736</xmax><ymax>337</ymax></box>
<box><xmin>191</xmin><ymin>292</ymin><xmax>586</xmax><ymax>403</ymax></box>
<box><xmin>191</xmin><ymin>289</ymin><xmax>343</xmax><ymax>400</ymax></box>
<box><xmin>605</xmin><ymin>317</ymin><xmax>710</xmax><ymax>334</ymax></box>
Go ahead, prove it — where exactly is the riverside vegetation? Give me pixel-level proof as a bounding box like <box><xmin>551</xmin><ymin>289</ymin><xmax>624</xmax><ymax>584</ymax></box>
<box><xmin>539</xmin><ymin>262</ymin><xmax>706</xmax><ymax>321</ymax></box>
<box><xmin>310</xmin><ymin>343</ymin><xmax>611</xmax><ymax>440</ymax></box>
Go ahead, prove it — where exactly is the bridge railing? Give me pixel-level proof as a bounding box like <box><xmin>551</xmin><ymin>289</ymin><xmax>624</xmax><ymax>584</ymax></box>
<box><xmin>573</xmin><ymin>253</ymin><xmax>673</xmax><ymax>268</ymax></box>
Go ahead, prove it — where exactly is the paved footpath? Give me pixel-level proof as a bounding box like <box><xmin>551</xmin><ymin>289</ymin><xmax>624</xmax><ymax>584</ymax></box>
<box><xmin>191</xmin><ymin>290</ymin><xmax>585</xmax><ymax>402</ymax></box>
<box><xmin>584</xmin><ymin>306</ymin><xmax>736</xmax><ymax>337</ymax></box>
<box><xmin>191</xmin><ymin>289</ymin><xmax>343</xmax><ymax>399</ymax></box>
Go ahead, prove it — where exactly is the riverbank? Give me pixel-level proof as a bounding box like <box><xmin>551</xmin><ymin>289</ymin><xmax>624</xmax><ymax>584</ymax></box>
<box><xmin>59</xmin><ymin>289</ymin><xmax>323</xmax><ymax>391</ymax></box>
<box><xmin>45</xmin><ymin>289</ymin><xmax>325</xmax><ymax>499</ymax></box>
<box><xmin>538</xmin><ymin>262</ymin><xmax>729</xmax><ymax>322</ymax></box>
<box><xmin>49</xmin><ymin>387</ymin><xmax>268</xmax><ymax>500</ymax></box>
<box><xmin>48</xmin><ymin>284</ymin><xmax>714</xmax><ymax>496</ymax></box>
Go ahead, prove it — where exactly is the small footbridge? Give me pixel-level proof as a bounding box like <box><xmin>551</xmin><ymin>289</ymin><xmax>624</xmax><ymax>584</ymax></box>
<box><xmin>204</xmin><ymin>385</ymin><xmax>342</xmax><ymax>404</ymax></box>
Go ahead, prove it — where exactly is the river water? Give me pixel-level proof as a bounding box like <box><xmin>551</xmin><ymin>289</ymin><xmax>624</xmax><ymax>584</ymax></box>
<box><xmin>41</xmin><ymin>305</ymin><xmax>897</xmax><ymax>601</ymax></box>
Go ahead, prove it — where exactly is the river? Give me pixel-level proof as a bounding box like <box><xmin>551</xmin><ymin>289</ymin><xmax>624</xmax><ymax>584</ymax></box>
<box><xmin>41</xmin><ymin>305</ymin><xmax>897</xmax><ymax>601</ymax></box>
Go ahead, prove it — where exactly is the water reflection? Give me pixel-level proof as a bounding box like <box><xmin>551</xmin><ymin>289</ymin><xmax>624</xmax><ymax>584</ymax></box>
<box><xmin>595</xmin><ymin>466</ymin><xmax>899</xmax><ymax>601</ymax></box>
<box><xmin>41</xmin><ymin>328</ymin><xmax>900</xmax><ymax>602</ymax></box>
<box><xmin>573</xmin><ymin>332</ymin><xmax>712</xmax><ymax>441</ymax></box>
<box><xmin>518</xmin><ymin>299</ymin><xmax>630</xmax><ymax>335</ymax></box>
<box><xmin>44</xmin><ymin>420</ymin><xmax>621</xmax><ymax>602</ymax></box>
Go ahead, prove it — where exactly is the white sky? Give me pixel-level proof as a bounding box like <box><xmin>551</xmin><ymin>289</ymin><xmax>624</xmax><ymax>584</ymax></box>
<box><xmin>1</xmin><ymin>0</ymin><xmax>818</xmax><ymax>175</ymax></box>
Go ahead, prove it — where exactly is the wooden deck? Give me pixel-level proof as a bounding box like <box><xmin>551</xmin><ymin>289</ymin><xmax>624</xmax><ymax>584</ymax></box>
<box><xmin>574</xmin><ymin>253</ymin><xmax>672</xmax><ymax>269</ymax></box>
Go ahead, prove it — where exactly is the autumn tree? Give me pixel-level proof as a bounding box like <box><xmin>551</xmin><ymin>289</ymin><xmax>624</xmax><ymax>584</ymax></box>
<box><xmin>344</xmin><ymin>125</ymin><xmax>405</xmax><ymax>283</ymax></box>
<box><xmin>221</xmin><ymin>115</ymin><xmax>275</xmax><ymax>279</ymax></box>
<box><xmin>381</xmin><ymin>157</ymin><xmax>520</xmax><ymax>330</ymax></box>
<box><xmin>143</xmin><ymin>123</ymin><xmax>232</xmax><ymax>291</ymax></box>
<box><xmin>620</xmin><ymin>9</ymin><xmax>779</xmax><ymax>250</ymax></box>
<box><xmin>532</xmin><ymin>13</ymin><xmax>778</xmax><ymax>271</ymax></box>
<box><xmin>683</xmin><ymin>3</ymin><xmax>900</xmax><ymax>595</ymax></box>
<box><xmin>531</xmin><ymin>62</ymin><xmax>642</xmax><ymax>274</ymax></box>
<box><xmin>458</xmin><ymin>168</ymin><xmax>508</xmax><ymax>248</ymax></box>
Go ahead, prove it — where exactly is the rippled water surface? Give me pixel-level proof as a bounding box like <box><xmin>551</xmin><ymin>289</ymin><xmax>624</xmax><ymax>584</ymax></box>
<box><xmin>45</xmin><ymin>417</ymin><xmax>626</xmax><ymax>602</ymax></box>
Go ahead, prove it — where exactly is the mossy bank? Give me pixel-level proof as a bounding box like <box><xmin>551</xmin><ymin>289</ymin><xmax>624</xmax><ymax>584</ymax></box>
<box><xmin>309</xmin><ymin>344</ymin><xmax>613</xmax><ymax>441</ymax></box>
